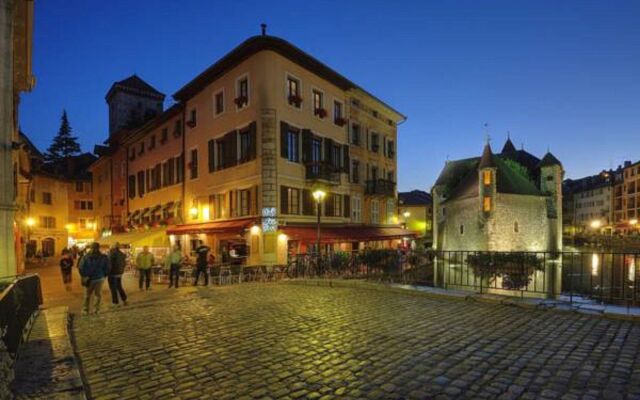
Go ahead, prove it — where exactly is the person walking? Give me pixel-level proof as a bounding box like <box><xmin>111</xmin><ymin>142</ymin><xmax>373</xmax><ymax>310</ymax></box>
<box><xmin>78</xmin><ymin>242</ymin><xmax>110</xmax><ymax>315</ymax></box>
<box><xmin>193</xmin><ymin>243</ymin><xmax>210</xmax><ymax>286</ymax></box>
<box><xmin>59</xmin><ymin>249</ymin><xmax>74</xmax><ymax>291</ymax></box>
<box><xmin>108</xmin><ymin>242</ymin><xmax>128</xmax><ymax>307</ymax></box>
<box><xmin>136</xmin><ymin>246</ymin><xmax>154</xmax><ymax>290</ymax></box>
<box><xmin>165</xmin><ymin>244</ymin><xmax>183</xmax><ymax>288</ymax></box>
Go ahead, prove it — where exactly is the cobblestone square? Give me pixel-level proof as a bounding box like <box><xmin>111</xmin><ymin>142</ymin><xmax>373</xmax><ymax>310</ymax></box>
<box><xmin>72</xmin><ymin>283</ymin><xmax>640</xmax><ymax>400</ymax></box>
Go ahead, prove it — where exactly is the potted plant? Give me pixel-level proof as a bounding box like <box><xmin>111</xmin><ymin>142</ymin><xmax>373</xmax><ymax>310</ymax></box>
<box><xmin>334</xmin><ymin>117</ymin><xmax>347</xmax><ymax>126</ymax></box>
<box><xmin>288</xmin><ymin>95</ymin><xmax>303</xmax><ymax>107</ymax></box>
<box><xmin>234</xmin><ymin>96</ymin><xmax>248</xmax><ymax>107</ymax></box>
<box><xmin>314</xmin><ymin>108</ymin><xmax>327</xmax><ymax>118</ymax></box>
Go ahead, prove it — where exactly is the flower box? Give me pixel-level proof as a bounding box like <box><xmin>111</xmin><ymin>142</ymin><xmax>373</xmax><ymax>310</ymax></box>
<box><xmin>314</xmin><ymin>108</ymin><xmax>327</xmax><ymax>118</ymax></box>
<box><xmin>234</xmin><ymin>96</ymin><xmax>248</xmax><ymax>107</ymax></box>
<box><xmin>288</xmin><ymin>95</ymin><xmax>303</xmax><ymax>107</ymax></box>
<box><xmin>334</xmin><ymin>117</ymin><xmax>347</xmax><ymax>126</ymax></box>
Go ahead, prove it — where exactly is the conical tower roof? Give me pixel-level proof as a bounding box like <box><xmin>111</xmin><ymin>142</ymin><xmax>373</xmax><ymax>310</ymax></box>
<box><xmin>478</xmin><ymin>142</ymin><xmax>495</xmax><ymax>169</ymax></box>
<box><xmin>501</xmin><ymin>136</ymin><xmax>517</xmax><ymax>153</ymax></box>
<box><xmin>537</xmin><ymin>151</ymin><xmax>562</xmax><ymax>168</ymax></box>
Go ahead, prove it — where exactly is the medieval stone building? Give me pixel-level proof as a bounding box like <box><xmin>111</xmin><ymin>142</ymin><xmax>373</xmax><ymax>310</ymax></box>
<box><xmin>432</xmin><ymin>137</ymin><xmax>563</xmax><ymax>252</ymax></box>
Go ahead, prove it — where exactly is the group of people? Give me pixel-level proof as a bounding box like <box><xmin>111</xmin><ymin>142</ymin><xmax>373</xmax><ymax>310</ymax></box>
<box><xmin>62</xmin><ymin>241</ymin><xmax>214</xmax><ymax>315</ymax></box>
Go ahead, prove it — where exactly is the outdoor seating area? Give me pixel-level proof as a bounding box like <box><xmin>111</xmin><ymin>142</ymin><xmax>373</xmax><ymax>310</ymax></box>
<box><xmin>139</xmin><ymin>264</ymin><xmax>289</xmax><ymax>286</ymax></box>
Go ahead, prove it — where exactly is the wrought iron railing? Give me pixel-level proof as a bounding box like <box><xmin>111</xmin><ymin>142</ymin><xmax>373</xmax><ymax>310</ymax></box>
<box><xmin>0</xmin><ymin>274</ymin><xmax>42</xmax><ymax>355</ymax></box>
<box><xmin>305</xmin><ymin>161</ymin><xmax>340</xmax><ymax>183</ymax></box>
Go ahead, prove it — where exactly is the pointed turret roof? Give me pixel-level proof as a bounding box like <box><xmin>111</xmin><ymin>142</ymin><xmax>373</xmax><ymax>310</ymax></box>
<box><xmin>478</xmin><ymin>142</ymin><xmax>495</xmax><ymax>169</ymax></box>
<box><xmin>105</xmin><ymin>74</ymin><xmax>165</xmax><ymax>101</ymax></box>
<box><xmin>537</xmin><ymin>151</ymin><xmax>562</xmax><ymax>168</ymax></box>
<box><xmin>501</xmin><ymin>136</ymin><xmax>517</xmax><ymax>153</ymax></box>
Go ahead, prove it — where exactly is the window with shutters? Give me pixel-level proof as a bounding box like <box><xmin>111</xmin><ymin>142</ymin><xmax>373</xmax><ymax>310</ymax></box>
<box><xmin>350</xmin><ymin>123</ymin><xmax>361</xmax><ymax>145</ymax></box>
<box><xmin>387</xmin><ymin>140</ymin><xmax>395</xmax><ymax>159</ymax></box>
<box><xmin>239</xmin><ymin>189</ymin><xmax>250</xmax><ymax>216</ymax></box>
<box><xmin>287</xmin><ymin>130</ymin><xmax>299</xmax><ymax>162</ymax></box>
<box><xmin>333</xmin><ymin>100</ymin><xmax>345</xmax><ymax>126</ymax></box>
<box><xmin>235</xmin><ymin>75</ymin><xmax>249</xmax><ymax>109</ymax></box>
<box><xmin>137</xmin><ymin>171</ymin><xmax>145</xmax><ymax>197</ymax></box>
<box><xmin>42</xmin><ymin>192</ymin><xmax>52</xmax><ymax>205</ymax></box>
<box><xmin>332</xmin><ymin>144</ymin><xmax>341</xmax><ymax>170</ymax></box>
<box><xmin>190</xmin><ymin>149</ymin><xmax>198</xmax><ymax>179</ymax></box>
<box><xmin>312</xmin><ymin>89</ymin><xmax>325</xmax><ymax>118</ymax></box>
<box><xmin>239</xmin><ymin>129</ymin><xmax>251</xmax><ymax>162</ymax></box>
<box><xmin>287</xmin><ymin>76</ymin><xmax>301</xmax><ymax>108</ymax></box>
<box><xmin>214</xmin><ymin>89</ymin><xmax>224</xmax><ymax>116</ymax></box>
<box><xmin>210</xmin><ymin>193</ymin><xmax>225</xmax><ymax>220</ymax></box>
<box><xmin>351</xmin><ymin>160</ymin><xmax>360</xmax><ymax>183</ymax></box>
<box><xmin>371</xmin><ymin>200</ymin><xmax>379</xmax><ymax>224</ymax></box>
<box><xmin>176</xmin><ymin>153</ymin><xmax>184</xmax><ymax>183</ymax></box>
<box><xmin>288</xmin><ymin>187</ymin><xmax>300</xmax><ymax>215</ymax></box>
<box><xmin>128</xmin><ymin>175</ymin><xmax>136</xmax><ymax>198</ymax></box>
<box><xmin>386</xmin><ymin>199</ymin><xmax>395</xmax><ymax>223</ymax></box>
<box><xmin>370</xmin><ymin>132</ymin><xmax>380</xmax><ymax>153</ymax></box>
<box><xmin>40</xmin><ymin>216</ymin><xmax>56</xmax><ymax>229</ymax></box>
<box><xmin>333</xmin><ymin>194</ymin><xmax>342</xmax><ymax>217</ymax></box>
<box><xmin>162</xmin><ymin>161</ymin><xmax>170</xmax><ymax>186</ymax></box>
<box><xmin>302</xmin><ymin>189</ymin><xmax>314</xmax><ymax>216</ymax></box>
<box><xmin>208</xmin><ymin>139</ymin><xmax>215</xmax><ymax>172</ymax></box>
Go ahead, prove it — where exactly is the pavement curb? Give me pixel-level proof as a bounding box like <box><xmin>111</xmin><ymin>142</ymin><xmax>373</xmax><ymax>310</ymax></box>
<box><xmin>284</xmin><ymin>279</ymin><xmax>640</xmax><ymax>322</ymax></box>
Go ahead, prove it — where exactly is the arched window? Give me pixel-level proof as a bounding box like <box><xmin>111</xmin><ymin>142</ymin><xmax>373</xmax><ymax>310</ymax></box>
<box><xmin>514</xmin><ymin>221</ymin><xmax>519</xmax><ymax>233</ymax></box>
<box><xmin>459</xmin><ymin>224</ymin><xmax>464</xmax><ymax>235</ymax></box>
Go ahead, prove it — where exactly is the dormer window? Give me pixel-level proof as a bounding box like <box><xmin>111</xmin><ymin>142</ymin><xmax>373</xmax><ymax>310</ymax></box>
<box><xmin>483</xmin><ymin>170</ymin><xmax>492</xmax><ymax>185</ymax></box>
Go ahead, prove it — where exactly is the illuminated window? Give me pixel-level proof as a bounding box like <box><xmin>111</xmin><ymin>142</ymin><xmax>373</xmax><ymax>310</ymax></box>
<box><xmin>483</xmin><ymin>170</ymin><xmax>492</xmax><ymax>185</ymax></box>
<box><xmin>483</xmin><ymin>196</ymin><xmax>492</xmax><ymax>212</ymax></box>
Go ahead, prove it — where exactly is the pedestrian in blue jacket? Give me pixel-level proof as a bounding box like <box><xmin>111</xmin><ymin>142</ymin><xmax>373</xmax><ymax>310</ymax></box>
<box><xmin>79</xmin><ymin>242</ymin><xmax>110</xmax><ymax>315</ymax></box>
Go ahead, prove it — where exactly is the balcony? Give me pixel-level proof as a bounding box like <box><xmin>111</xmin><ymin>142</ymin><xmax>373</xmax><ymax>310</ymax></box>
<box><xmin>305</xmin><ymin>161</ymin><xmax>340</xmax><ymax>184</ymax></box>
<box><xmin>366</xmin><ymin>179</ymin><xmax>396</xmax><ymax>196</ymax></box>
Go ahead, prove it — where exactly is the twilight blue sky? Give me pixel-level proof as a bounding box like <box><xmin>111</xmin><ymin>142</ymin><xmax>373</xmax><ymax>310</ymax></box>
<box><xmin>20</xmin><ymin>0</ymin><xmax>640</xmax><ymax>191</ymax></box>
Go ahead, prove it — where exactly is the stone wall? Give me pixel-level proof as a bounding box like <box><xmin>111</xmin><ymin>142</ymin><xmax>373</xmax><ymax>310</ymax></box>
<box><xmin>108</xmin><ymin>91</ymin><xmax>163</xmax><ymax>135</ymax></box>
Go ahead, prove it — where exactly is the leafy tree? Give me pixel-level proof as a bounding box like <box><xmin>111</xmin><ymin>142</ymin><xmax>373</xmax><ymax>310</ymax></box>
<box><xmin>45</xmin><ymin>110</ymin><xmax>81</xmax><ymax>161</ymax></box>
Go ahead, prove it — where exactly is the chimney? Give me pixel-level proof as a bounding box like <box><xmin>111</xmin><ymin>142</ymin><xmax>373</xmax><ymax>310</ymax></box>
<box><xmin>261</xmin><ymin>23</ymin><xmax>267</xmax><ymax>36</ymax></box>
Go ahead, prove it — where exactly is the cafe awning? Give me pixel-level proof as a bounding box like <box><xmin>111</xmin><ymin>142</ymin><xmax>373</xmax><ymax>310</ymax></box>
<box><xmin>163</xmin><ymin>201</ymin><xmax>175</xmax><ymax>211</ymax></box>
<box><xmin>281</xmin><ymin>225</ymin><xmax>417</xmax><ymax>243</ymax></box>
<box><xmin>166</xmin><ymin>218</ymin><xmax>256</xmax><ymax>236</ymax></box>
<box><xmin>95</xmin><ymin>229</ymin><xmax>169</xmax><ymax>249</ymax></box>
<box><xmin>141</xmin><ymin>207</ymin><xmax>150</xmax><ymax>218</ymax></box>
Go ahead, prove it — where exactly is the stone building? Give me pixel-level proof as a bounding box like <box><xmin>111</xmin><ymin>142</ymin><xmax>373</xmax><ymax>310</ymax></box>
<box><xmin>92</xmin><ymin>32</ymin><xmax>414</xmax><ymax>264</ymax></box>
<box><xmin>612</xmin><ymin>160</ymin><xmax>640</xmax><ymax>234</ymax></box>
<box><xmin>1</xmin><ymin>0</ymin><xmax>35</xmax><ymax>277</ymax></box>
<box><xmin>563</xmin><ymin>170</ymin><xmax>616</xmax><ymax>235</ymax></box>
<box><xmin>398</xmin><ymin>190</ymin><xmax>432</xmax><ymax>239</ymax></box>
<box><xmin>432</xmin><ymin>138</ymin><xmax>563</xmax><ymax>252</ymax></box>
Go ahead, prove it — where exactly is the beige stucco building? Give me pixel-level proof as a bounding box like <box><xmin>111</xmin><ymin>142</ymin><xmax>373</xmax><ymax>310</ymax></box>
<box><xmin>93</xmin><ymin>33</ymin><xmax>413</xmax><ymax>264</ymax></box>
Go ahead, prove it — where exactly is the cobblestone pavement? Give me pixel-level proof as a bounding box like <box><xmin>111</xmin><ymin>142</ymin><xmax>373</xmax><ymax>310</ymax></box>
<box><xmin>72</xmin><ymin>283</ymin><xmax>640</xmax><ymax>400</ymax></box>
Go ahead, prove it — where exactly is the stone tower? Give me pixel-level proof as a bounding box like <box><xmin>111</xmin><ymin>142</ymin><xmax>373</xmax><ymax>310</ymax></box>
<box><xmin>478</xmin><ymin>142</ymin><xmax>496</xmax><ymax>217</ymax></box>
<box><xmin>538</xmin><ymin>152</ymin><xmax>563</xmax><ymax>251</ymax></box>
<box><xmin>105</xmin><ymin>75</ymin><xmax>165</xmax><ymax>135</ymax></box>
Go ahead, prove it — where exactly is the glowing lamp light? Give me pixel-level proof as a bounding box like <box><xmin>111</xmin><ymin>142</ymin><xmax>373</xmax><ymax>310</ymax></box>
<box><xmin>630</xmin><ymin>219</ymin><xmax>638</xmax><ymax>226</ymax></box>
<box><xmin>250</xmin><ymin>225</ymin><xmax>261</xmax><ymax>235</ymax></box>
<box><xmin>65</xmin><ymin>223</ymin><xmax>73</xmax><ymax>231</ymax></box>
<box><xmin>189</xmin><ymin>207</ymin><xmax>199</xmax><ymax>218</ymax></box>
<box><xmin>590</xmin><ymin>220</ymin><xmax>601</xmax><ymax>229</ymax></box>
<box><xmin>25</xmin><ymin>217</ymin><xmax>35</xmax><ymax>227</ymax></box>
<box><xmin>202</xmin><ymin>206</ymin><xmax>210</xmax><ymax>221</ymax></box>
<box><xmin>403</xmin><ymin>211</ymin><xmax>411</xmax><ymax>218</ymax></box>
<box><xmin>278</xmin><ymin>233</ymin><xmax>288</xmax><ymax>242</ymax></box>
<box><xmin>312</xmin><ymin>189</ymin><xmax>326</xmax><ymax>202</ymax></box>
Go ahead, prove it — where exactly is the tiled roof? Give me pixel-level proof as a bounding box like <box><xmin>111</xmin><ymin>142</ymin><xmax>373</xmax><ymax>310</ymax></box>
<box><xmin>106</xmin><ymin>74</ymin><xmax>165</xmax><ymax>101</ymax></box>
<box><xmin>537</xmin><ymin>152</ymin><xmax>562</xmax><ymax>168</ymax></box>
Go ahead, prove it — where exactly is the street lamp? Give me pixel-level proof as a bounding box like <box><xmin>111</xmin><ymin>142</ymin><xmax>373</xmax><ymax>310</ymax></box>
<box><xmin>312</xmin><ymin>189</ymin><xmax>326</xmax><ymax>258</ymax></box>
<box><xmin>590</xmin><ymin>220</ymin><xmax>602</xmax><ymax>229</ymax></box>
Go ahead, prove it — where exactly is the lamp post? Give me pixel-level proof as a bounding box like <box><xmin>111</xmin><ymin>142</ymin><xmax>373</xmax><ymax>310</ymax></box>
<box><xmin>312</xmin><ymin>189</ymin><xmax>326</xmax><ymax>260</ymax></box>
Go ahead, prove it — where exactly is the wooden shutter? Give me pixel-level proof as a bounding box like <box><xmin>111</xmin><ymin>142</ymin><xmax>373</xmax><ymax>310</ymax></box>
<box><xmin>280</xmin><ymin>121</ymin><xmax>289</xmax><ymax>158</ymax></box>
<box><xmin>226</xmin><ymin>130</ymin><xmax>238</xmax><ymax>167</ymax></box>
<box><xmin>344</xmin><ymin>195</ymin><xmax>351</xmax><ymax>218</ymax></box>
<box><xmin>302</xmin><ymin>129</ymin><xmax>312</xmax><ymax>163</ymax></box>
<box><xmin>208</xmin><ymin>139</ymin><xmax>215</xmax><ymax>172</ymax></box>
<box><xmin>250</xmin><ymin>186</ymin><xmax>258</xmax><ymax>215</ymax></box>
<box><xmin>248</xmin><ymin>122</ymin><xmax>257</xmax><ymax>160</ymax></box>
<box><xmin>280</xmin><ymin>186</ymin><xmax>289</xmax><ymax>214</ymax></box>
<box><xmin>342</xmin><ymin>144</ymin><xmax>350</xmax><ymax>173</ymax></box>
<box><xmin>324</xmin><ymin>138</ymin><xmax>334</xmax><ymax>165</ymax></box>
<box><xmin>229</xmin><ymin>190</ymin><xmax>236</xmax><ymax>218</ymax></box>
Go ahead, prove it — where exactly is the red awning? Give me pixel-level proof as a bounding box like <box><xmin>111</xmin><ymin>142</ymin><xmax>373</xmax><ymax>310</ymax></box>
<box><xmin>281</xmin><ymin>225</ymin><xmax>417</xmax><ymax>243</ymax></box>
<box><xmin>166</xmin><ymin>218</ymin><xmax>256</xmax><ymax>235</ymax></box>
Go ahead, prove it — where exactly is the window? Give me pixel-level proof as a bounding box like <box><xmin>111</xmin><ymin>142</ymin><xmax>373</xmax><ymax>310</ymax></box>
<box><xmin>42</xmin><ymin>192</ymin><xmax>52</xmax><ymax>205</ymax></box>
<box><xmin>483</xmin><ymin>196</ymin><xmax>492</xmax><ymax>212</ymax></box>
<box><xmin>161</xmin><ymin>128</ymin><xmax>168</xmax><ymax>144</ymax></box>
<box><xmin>352</xmin><ymin>196</ymin><xmax>362</xmax><ymax>222</ymax></box>
<box><xmin>370</xmin><ymin>132</ymin><xmax>380</xmax><ymax>152</ymax></box>
<box><xmin>76</xmin><ymin>182</ymin><xmax>83</xmax><ymax>192</ymax></box>
<box><xmin>87</xmin><ymin>201</ymin><xmax>93</xmax><ymax>210</ymax></box>
<box><xmin>239</xmin><ymin>189</ymin><xmax>250</xmax><ymax>216</ymax></box>
<box><xmin>188</xmin><ymin>109</ymin><xmax>197</xmax><ymax>127</ymax></box>
<box><xmin>312</xmin><ymin>90</ymin><xmax>325</xmax><ymax>118</ymax></box>
<box><xmin>40</xmin><ymin>216</ymin><xmax>56</xmax><ymax>229</ymax></box>
<box><xmin>287</xmin><ymin>76</ymin><xmax>301</xmax><ymax>107</ymax></box>
<box><xmin>138</xmin><ymin>142</ymin><xmax>145</xmax><ymax>156</ymax></box>
<box><xmin>149</xmin><ymin>134</ymin><xmax>156</xmax><ymax>150</ymax></box>
<box><xmin>351</xmin><ymin>160</ymin><xmax>360</xmax><ymax>183</ymax></box>
<box><xmin>386</xmin><ymin>199</ymin><xmax>395</xmax><ymax>223</ymax></box>
<box><xmin>176</xmin><ymin>153</ymin><xmax>184</xmax><ymax>183</ymax></box>
<box><xmin>287</xmin><ymin>129</ymin><xmax>299</xmax><ymax>162</ymax></box>
<box><xmin>239</xmin><ymin>129</ymin><xmax>251</xmax><ymax>162</ymax></box>
<box><xmin>483</xmin><ymin>170</ymin><xmax>492</xmax><ymax>185</ymax></box>
<box><xmin>214</xmin><ymin>90</ymin><xmax>224</xmax><ymax>115</ymax></box>
<box><xmin>333</xmin><ymin>194</ymin><xmax>342</xmax><ymax>217</ymax></box>
<box><xmin>189</xmin><ymin>149</ymin><xmax>198</xmax><ymax>179</ymax></box>
<box><xmin>514</xmin><ymin>221</ymin><xmax>519</xmax><ymax>233</ymax></box>
<box><xmin>333</xmin><ymin>100</ymin><xmax>344</xmax><ymax>124</ymax></box>
<box><xmin>351</xmin><ymin>123</ymin><xmax>361</xmax><ymax>145</ymax></box>
<box><xmin>137</xmin><ymin>171</ymin><xmax>145</xmax><ymax>197</ymax></box>
<box><xmin>288</xmin><ymin>187</ymin><xmax>300</xmax><ymax>215</ymax></box>
<box><xmin>236</xmin><ymin>76</ymin><xmax>249</xmax><ymax>109</ymax></box>
<box><xmin>460</xmin><ymin>224</ymin><xmax>464</xmax><ymax>235</ymax></box>
<box><xmin>173</xmin><ymin>119</ymin><xmax>182</xmax><ymax>137</ymax></box>
<box><xmin>371</xmin><ymin>200</ymin><xmax>379</xmax><ymax>224</ymax></box>
<box><xmin>210</xmin><ymin>193</ymin><xmax>225</xmax><ymax>219</ymax></box>
<box><xmin>129</xmin><ymin>147</ymin><xmax>136</xmax><ymax>161</ymax></box>
<box><xmin>386</xmin><ymin>140</ymin><xmax>395</xmax><ymax>159</ymax></box>
<box><xmin>128</xmin><ymin>175</ymin><xmax>136</xmax><ymax>198</ymax></box>
<box><xmin>332</xmin><ymin>144</ymin><xmax>342</xmax><ymax>170</ymax></box>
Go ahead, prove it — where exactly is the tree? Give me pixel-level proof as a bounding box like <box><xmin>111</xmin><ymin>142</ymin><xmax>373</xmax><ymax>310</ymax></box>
<box><xmin>45</xmin><ymin>110</ymin><xmax>81</xmax><ymax>161</ymax></box>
